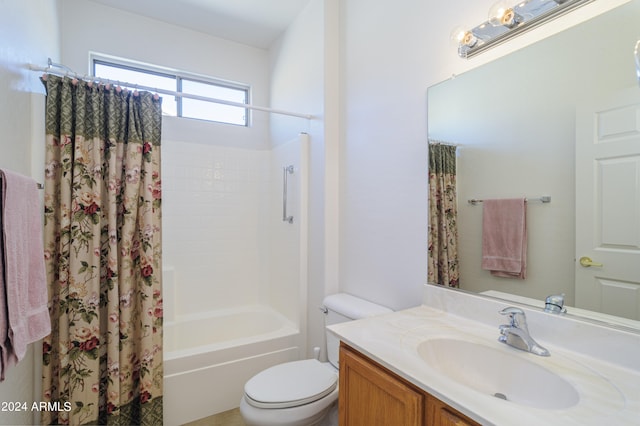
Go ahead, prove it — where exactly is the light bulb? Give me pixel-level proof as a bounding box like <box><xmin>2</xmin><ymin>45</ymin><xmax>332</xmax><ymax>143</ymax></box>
<box><xmin>461</xmin><ymin>31</ymin><xmax>478</xmax><ymax>47</ymax></box>
<box><xmin>488</xmin><ymin>0</ymin><xmax>520</xmax><ymax>27</ymax></box>
<box><xmin>450</xmin><ymin>26</ymin><xmax>465</xmax><ymax>43</ymax></box>
<box><xmin>450</xmin><ymin>26</ymin><xmax>478</xmax><ymax>48</ymax></box>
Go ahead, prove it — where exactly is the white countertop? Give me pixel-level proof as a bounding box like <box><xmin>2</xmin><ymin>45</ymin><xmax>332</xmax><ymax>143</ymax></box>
<box><xmin>328</xmin><ymin>296</ymin><xmax>640</xmax><ymax>425</ymax></box>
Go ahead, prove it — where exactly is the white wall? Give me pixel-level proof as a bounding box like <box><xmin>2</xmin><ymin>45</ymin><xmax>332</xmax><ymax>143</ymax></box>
<box><xmin>340</xmin><ymin>0</ymin><xmax>433</xmax><ymax>310</ymax></box>
<box><xmin>0</xmin><ymin>1</ymin><xmax>59</xmax><ymax>424</ymax></box>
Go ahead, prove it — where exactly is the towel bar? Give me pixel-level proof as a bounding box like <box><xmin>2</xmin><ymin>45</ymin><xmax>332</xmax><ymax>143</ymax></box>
<box><xmin>468</xmin><ymin>196</ymin><xmax>551</xmax><ymax>205</ymax></box>
<box><xmin>0</xmin><ymin>174</ymin><xmax>43</xmax><ymax>190</ymax></box>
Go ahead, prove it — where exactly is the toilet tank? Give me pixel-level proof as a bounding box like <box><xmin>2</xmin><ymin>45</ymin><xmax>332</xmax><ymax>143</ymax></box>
<box><xmin>323</xmin><ymin>293</ymin><xmax>392</xmax><ymax>368</ymax></box>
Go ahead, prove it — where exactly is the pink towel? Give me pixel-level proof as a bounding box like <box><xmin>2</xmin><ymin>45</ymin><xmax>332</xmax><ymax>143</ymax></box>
<box><xmin>481</xmin><ymin>198</ymin><xmax>527</xmax><ymax>279</ymax></box>
<box><xmin>0</xmin><ymin>169</ymin><xmax>50</xmax><ymax>377</ymax></box>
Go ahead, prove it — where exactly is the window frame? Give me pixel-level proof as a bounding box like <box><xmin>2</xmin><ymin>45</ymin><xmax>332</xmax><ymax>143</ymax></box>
<box><xmin>90</xmin><ymin>54</ymin><xmax>251</xmax><ymax>127</ymax></box>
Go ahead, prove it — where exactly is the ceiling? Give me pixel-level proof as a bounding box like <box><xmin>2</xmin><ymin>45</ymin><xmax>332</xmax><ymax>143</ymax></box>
<box><xmin>87</xmin><ymin>0</ymin><xmax>313</xmax><ymax>49</ymax></box>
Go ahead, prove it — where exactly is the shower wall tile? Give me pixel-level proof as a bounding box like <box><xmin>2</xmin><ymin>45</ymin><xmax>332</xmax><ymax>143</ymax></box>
<box><xmin>162</xmin><ymin>139</ymin><xmax>272</xmax><ymax>316</ymax></box>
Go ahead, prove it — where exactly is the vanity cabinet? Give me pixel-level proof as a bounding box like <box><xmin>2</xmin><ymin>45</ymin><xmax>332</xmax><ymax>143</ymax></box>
<box><xmin>339</xmin><ymin>342</ymin><xmax>480</xmax><ymax>426</ymax></box>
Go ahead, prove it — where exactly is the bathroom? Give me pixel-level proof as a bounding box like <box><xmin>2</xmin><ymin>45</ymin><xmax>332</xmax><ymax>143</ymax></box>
<box><xmin>1</xmin><ymin>0</ymin><xmax>638</xmax><ymax>425</ymax></box>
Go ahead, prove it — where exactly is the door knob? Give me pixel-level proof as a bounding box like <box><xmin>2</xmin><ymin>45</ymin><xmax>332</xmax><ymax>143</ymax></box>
<box><xmin>579</xmin><ymin>256</ymin><xmax>603</xmax><ymax>267</ymax></box>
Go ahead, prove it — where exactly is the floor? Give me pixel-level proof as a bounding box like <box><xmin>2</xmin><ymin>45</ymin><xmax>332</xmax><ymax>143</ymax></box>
<box><xmin>182</xmin><ymin>408</ymin><xmax>246</xmax><ymax>426</ymax></box>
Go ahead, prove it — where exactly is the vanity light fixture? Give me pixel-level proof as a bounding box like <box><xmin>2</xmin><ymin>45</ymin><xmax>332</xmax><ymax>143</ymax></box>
<box><xmin>454</xmin><ymin>0</ymin><xmax>595</xmax><ymax>58</ymax></box>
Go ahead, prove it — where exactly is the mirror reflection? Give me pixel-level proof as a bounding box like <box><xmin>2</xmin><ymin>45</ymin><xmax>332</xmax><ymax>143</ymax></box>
<box><xmin>427</xmin><ymin>0</ymin><xmax>640</xmax><ymax>325</ymax></box>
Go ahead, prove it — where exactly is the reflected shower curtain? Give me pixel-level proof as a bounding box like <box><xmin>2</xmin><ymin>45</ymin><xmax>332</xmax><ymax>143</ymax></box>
<box><xmin>40</xmin><ymin>74</ymin><xmax>163</xmax><ymax>425</ymax></box>
<box><xmin>427</xmin><ymin>143</ymin><xmax>459</xmax><ymax>288</ymax></box>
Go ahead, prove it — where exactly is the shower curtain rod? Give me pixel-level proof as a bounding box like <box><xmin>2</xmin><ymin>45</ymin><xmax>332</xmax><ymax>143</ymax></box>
<box><xmin>28</xmin><ymin>60</ymin><xmax>315</xmax><ymax>120</ymax></box>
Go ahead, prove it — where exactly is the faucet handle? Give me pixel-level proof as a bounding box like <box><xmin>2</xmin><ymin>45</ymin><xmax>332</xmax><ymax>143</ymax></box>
<box><xmin>499</xmin><ymin>307</ymin><xmax>527</xmax><ymax>328</ymax></box>
<box><xmin>544</xmin><ymin>294</ymin><xmax>567</xmax><ymax>314</ymax></box>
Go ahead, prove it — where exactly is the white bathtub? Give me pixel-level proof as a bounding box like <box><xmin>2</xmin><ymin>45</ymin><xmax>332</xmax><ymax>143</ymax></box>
<box><xmin>163</xmin><ymin>305</ymin><xmax>301</xmax><ymax>426</ymax></box>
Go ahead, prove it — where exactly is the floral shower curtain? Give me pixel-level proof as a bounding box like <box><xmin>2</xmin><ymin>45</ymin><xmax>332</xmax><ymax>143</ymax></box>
<box><xmin>40</xmin><ymin>74</ymin><xmax>163</xmax><ymax>425</ymax></box>
<box><xmin>427</xmin><ymin>143</ymin><xmax>459</xmax><ymax>288</ymax></box>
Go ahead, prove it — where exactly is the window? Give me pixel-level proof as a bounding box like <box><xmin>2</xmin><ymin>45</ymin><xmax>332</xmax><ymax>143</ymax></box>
<box><xmin>92</xmin><ymin>57</ymin><xmax>249</xmax><ymax>126</ymax></box>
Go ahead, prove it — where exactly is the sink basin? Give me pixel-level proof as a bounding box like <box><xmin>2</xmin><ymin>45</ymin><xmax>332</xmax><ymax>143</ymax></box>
<box><xmin>417</xmin><ymin>338</ymin><xmax>579</xmax><ymax>409</ymax></box>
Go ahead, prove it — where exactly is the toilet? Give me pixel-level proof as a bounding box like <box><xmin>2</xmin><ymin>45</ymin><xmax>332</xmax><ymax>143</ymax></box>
<box><xmin>239</xmin><ymin>293</ymin><xmax>392</xmax><ymax>426</ymax></box>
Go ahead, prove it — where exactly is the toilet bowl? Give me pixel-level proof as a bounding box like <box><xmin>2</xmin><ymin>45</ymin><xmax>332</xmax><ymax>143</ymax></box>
<box><xmin>239</xmin><ymin>293</ymin><xmax>392</xmax><ymax>426</ymax></box>
<box><xmin>239</xmin><ymin>359</ymin><xmax>338</xmax><ymax>426</ymax></box>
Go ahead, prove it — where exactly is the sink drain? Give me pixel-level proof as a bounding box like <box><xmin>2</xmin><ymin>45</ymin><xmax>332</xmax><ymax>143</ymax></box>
<box><xmin>493</xmin><ymin>392</ymin><xmax>508</xmax><ymax>401</ymax></box>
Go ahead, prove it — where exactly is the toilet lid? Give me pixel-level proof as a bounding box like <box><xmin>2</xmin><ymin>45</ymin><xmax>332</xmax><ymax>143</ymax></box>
<box><xmin>244</xmin><ymin>359</ymin><xmax>338</xmax><ymax>409</ymax></box>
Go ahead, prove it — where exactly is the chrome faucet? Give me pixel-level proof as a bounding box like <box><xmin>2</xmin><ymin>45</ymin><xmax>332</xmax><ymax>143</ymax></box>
<box><xmin>498</xmin><ymin>307</ymin><xmax>550</xmax><ymax>357</ymax></box>
<box><xmin>544</xmin><ymin>294</ymin><xmax>567</xmax><ymax>314</ymax></box>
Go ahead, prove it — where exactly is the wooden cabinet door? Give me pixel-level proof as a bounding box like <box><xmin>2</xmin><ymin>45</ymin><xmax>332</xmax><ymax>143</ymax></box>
<box><xmin>426</xmin><ymin>395</ymin><xmax>479</xmax><ymax>426</ymax></box>
<box><xmin>339</xmin><ymin>343</ymin><xmax>424</xmax><ymax>426</ymax></box>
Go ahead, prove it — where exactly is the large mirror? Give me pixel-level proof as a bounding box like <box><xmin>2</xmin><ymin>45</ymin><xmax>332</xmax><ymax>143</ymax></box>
<box><xmin>428</xmin><ymin>0</ymin><xmax>640</xmax><ymax>326</ymax></box>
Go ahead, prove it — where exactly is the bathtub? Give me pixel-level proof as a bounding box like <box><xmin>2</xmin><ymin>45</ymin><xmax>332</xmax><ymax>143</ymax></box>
<box><xmin>163</xmin><ymin>305</ymin><xmax>301</xmax><ymax>426</ymax></box>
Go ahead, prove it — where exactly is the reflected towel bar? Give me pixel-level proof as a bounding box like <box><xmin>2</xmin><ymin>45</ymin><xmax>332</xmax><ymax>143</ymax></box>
<box><xmin>468</xmin><ymin>196</ymin><xmax>551</xmax><ymax>205</ymax></box>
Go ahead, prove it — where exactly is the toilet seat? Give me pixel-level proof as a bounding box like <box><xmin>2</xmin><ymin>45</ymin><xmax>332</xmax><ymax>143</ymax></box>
<box><xmin>244</xmin><ymin>359</ymin><xmax>338</xmax><ymax>409</ymax></box>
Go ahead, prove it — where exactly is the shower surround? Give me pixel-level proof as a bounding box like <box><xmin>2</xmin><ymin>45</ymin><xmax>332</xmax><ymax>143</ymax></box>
<box><xmin>161</xmin><ymin>133</ymin><xmax>309</xmax><ymax>424</ymax></box>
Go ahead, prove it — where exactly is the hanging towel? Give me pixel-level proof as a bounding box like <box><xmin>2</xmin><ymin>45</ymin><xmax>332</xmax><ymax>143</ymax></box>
<box><xmin>0</xmin><ymin>184</ymin><xmax>8</xmax><ymax>380</ymax></box>
<box><xmin>0</xmin><ymin>169</ymin><xmax>50</xmax><ymax>379</ymax></box>
<box><xmin>481</xmin><ymin>198</ymin><xmax>527</xmax><ymax>279</ymax></box>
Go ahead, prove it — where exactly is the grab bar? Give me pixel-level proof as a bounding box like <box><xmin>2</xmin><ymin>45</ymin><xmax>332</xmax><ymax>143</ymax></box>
<box><xmin>282</xmin><ymin>165</ymin><xmax>294</xmax><ymax>224</ymax></box>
